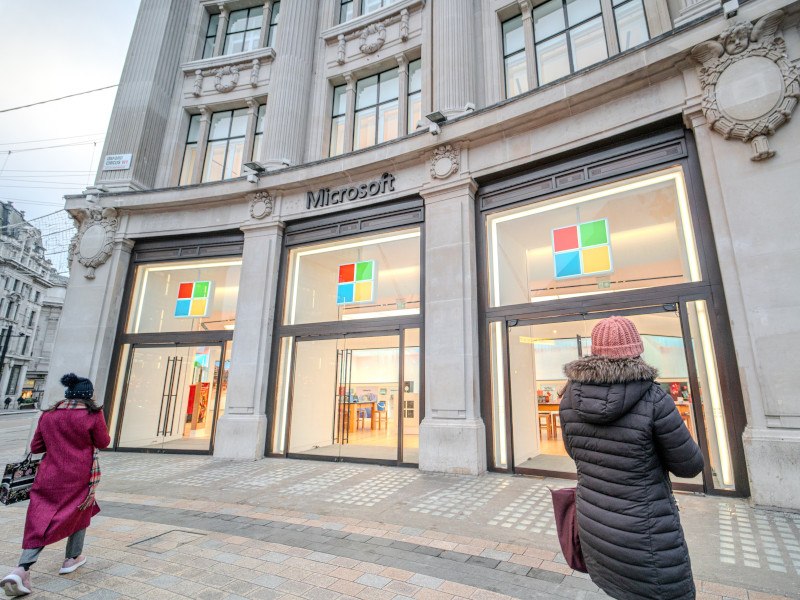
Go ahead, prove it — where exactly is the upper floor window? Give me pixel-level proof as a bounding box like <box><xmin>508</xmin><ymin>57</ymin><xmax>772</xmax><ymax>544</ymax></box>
<box><xmin>502</xmin><ymin>16</ymin><xmax>527</xmax><ymax>98</ymax></box>
<box><xmin>202</xmin><ymin>14</ymin><xmax>219</xmax><ymax>58</ymax></box>
<box><xmin>355</xmin><ymin>68</ymin><xmax>399</xmax><ymax>150</ymax></box>
<box><xmin>179</xmin><ymin>104</ymin><xmax>265</xmax><ymax>185</ymax></box>
<box><xmin>502</xmin><ymin>0</ymin><xmax>650</xmax><ymax>96</ymax></box>
<box><xmin>330</xmin><ymin>85</ymin><xmax>347</xmax><ymax>157</ymax></box>
<box><xmin>338</xmin><ymin>0</ymin><xmax>400</xmax><ymax>24</ymax></box>
<box><xmin>224</xmin><ymin>7</ymin><xmax>264</xmax><ymax>55</ymax></box>
<box><xmin>407</xmin><ymin>59</ymin><xmax>422</xmax><ymax>133</ymax></box>
<box><xmin>267</xmin><ymin>1</ymin><xmax>280</xmax><ymax>47</ymax></box>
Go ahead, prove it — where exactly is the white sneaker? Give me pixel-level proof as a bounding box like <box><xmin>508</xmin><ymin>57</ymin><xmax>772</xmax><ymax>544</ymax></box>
<box><xmin>1</xmin><ymin>567</ymin><xmax>31</xmax><ymax>596</ymax></box>
<box><xmin>59</xmin><ymin>556</ymin><xmax>86</xmax><ymax>575</ymax></box>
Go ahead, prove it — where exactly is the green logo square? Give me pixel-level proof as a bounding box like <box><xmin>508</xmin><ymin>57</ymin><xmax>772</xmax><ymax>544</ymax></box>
<box><xmin>193</xmin><ymin>281</ymin><xmax>210</xmax><ymax>298</ymax></box>
<box><xmin>355</xmin><ymin>261</ymin><xmax>373</xmax><ymax>281</ymax></box>
<box><xmin>579</xmin><ymin>220</ymin><xmax>608</xmax><ymax>247</ymax></box>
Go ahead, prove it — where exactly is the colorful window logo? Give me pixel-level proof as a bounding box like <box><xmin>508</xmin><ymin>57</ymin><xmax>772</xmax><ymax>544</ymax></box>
<box><xmin>337</xmin><ymin>261</ymin><xmax>375</xmax><ymax>304</ymax></box>
<box><xmin>175</xmin><ymin>281</ymin><xmax>211</xmax><ymax>318</ymax></box>
<box><xmin>552</xmin><ymin>219</ymin><xmax>613</xmax><ymax>279</ymax></box>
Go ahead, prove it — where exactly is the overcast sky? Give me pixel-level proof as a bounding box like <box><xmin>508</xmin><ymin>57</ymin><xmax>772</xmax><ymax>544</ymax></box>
<box><xmin>0</xmin><ymin>1</ymin><xmax>141</xmax><ymax>221</ymax></box>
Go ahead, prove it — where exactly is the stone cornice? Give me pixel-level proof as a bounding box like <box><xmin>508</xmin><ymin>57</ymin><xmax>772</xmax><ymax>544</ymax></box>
<box><xmin>181</xmin><ymin>46</ymin><xmax>276</xmax><ymax>74</ymax></box>
<box><xmin>321</xmin><ymin>0</ymin><xmax>424</xmax><ymax>43</ymax></box>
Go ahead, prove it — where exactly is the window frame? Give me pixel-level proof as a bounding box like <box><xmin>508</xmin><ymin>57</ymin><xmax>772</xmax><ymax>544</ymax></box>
<box><xmin>223</xmin><ymin>6</ymin><xmax>264</xmax><ymax>56</ymax></box>
<box><xmin>267</xmin><ymin>1</ymin><xmax>280</xmax><ymax>47</ymax></box>
<box><xmin>203</xmin><ymin>108</ymin><xmax>249</xmax><ymax>183</ymax></box>
<box><xmin>407</xmin><ymin>59</ymin><xmax>422</xmax><ymax>134</ymax></box>
<box><xmin>354</xmin><ymin>67</ymin><xmax>400</xmax><ymax>150</ymax></box>
<box><xmin>612</xmin><ymin>0</ymin><xmax>650</xmax><ymax>52</ymax></box>
<box><xmin>502</xmin><ymin>15</ymin><xmax>528</xmax><ymax>98</ymax></box>
<box><xmin>202</xmin><ymin>13</ymin><xmax>220</xmax><ymax>59</ymax></box>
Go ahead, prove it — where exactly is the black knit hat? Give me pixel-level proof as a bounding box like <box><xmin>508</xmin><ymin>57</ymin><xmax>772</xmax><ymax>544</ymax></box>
<box><xmin>61</xmin><ymin>373</ymin><xmax>94</xmax><ymax>400</ymax></box>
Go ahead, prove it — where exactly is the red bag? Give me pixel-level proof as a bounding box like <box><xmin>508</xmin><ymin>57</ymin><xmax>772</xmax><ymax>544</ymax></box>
<box><xmin>550</xmin><ymin>487</ymin><xmax>588</xmax><ymax>572</ymax></box>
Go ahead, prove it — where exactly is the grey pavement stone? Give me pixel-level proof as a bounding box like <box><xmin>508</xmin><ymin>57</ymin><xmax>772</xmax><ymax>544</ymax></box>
<box><xmin>251</xmin><ymin>574</ymin><xmax>287</xmax><ymax>589</ymax></box>
<box><xmin>527</xmin><ymin>568</ymin><xmax>566</xmax><ymax>584</ymax></box>
<box><xmin>439</xmin><ymin>550</ymin><xmax>471</xmax><ymax>563</ymax></box>
<box><xmin>495</xmin><ymin>561</ymin><xmax>533</xmax><ymax>576</ymax></box>
<box><xmin>78</xmin><ymin>591</ymin><xmax>122</xmax><ymax>600</ymax></box>
<box><xmin>412</xmin><ymin>545</ymin><xmax>441</xmax><ymax>557</ymax></box>
<box><xmin>466</xmin><ymin>555</ymin><xmax>501</xmax><ymax>569</ymax></box>
<box><xmin>407</xmin><ymin>573</ymin><xmax>444</xmax><ymax>589</ymax></box>
<box><xmin>355</xmin><ymin>573</ymin><xmax>392</xmax><ymax>588</ymax></box>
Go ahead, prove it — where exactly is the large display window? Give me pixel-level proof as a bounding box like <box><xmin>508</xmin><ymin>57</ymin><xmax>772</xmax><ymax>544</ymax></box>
<box><xmin>480</xmin><ymin>133</ymin><xmax>748</xmax><ymax>496</ymax></box>
<box><xmin>109</xmin><ymin>246</ymin><xmax>241</xmax><ymax>455</ymax></box>
<box><xmin>126</xmin><ymin>258</ymin><xmax>242</xmax><ymax>333</ymax></box>
<box><xmin>283</xmin><ymin>228</ymin><xmax>420</xmax><ymax>325</ymax></box>
<box><xmin>486</xmin><ymin>167</ymin><xmax>701</xmax><ymax>306</ymax></box>
<box><xmin>271</xmin><ymin>217</ymin><xmax>423</xmax><ymax>466</ymax></box>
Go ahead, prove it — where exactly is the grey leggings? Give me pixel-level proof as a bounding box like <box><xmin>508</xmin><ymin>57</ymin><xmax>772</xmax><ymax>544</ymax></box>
<box><xmin>18</xmin><ymin>529</ymin><xmax>85</xmax><ymax>569</ymax></box>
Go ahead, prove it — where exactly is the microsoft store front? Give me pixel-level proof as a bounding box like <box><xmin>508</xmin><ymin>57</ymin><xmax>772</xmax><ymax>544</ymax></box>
<box><xmin>478</xmin><ymin>128</ymin><xmax>749</xmax><ymax>495</ymax></box>
<box><xmin>267</xmin><ymin>200</ymin><xmax>423</xmax><ymax>465</ymax></box>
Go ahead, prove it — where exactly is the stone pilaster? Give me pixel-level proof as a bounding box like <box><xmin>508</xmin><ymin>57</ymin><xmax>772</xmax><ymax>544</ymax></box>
<box><xmin>396</xmin><ymin>55</ymin><xmax>409</xmax><ymax>135</ymax></box>
<box><xmin>44</xmin><ymin>237</ymin><xmax>134</xmax><ymax>409</ymax></box>
<box><xmin>418</xmin><ymin>178</ymin><xmax>486</xmax><ymax>475</ymax></box>
<box><xmin>191</xmin><ymin>106</ymin><xmax>210</xmax><ymax>185</ymax></box>
<box><xmin>243</xmin><ymin>98</ymin><xmax>259</xmax><ymax>164</ymax></box>
<box><xmin>344</xmin><ymin>72</ymin><xmax>356</xmax><ymax>154</ymax></box>
<box><xmin>213</xmin><ymin>4</ymin><xmax>229</xmax><ymax>56</ymax></box>
<box><xmin>258</xmin><ymin>0</ymin><xmax>274</xmax><ymax>48</ymax></box>
<box><xmin>214</xmin><ymin>222</ymin><xmax>284</xmax><ymax>460</ymax></box>
<box><xmin>432</xmin><ymin>0</ymin><xmax>477</xmax><ymax>118</ymax></box>
<box><xmin>260</xmin><ymin>1</ymin><xmax>319</xmax><ymax>168</ymax></box>
<box><xmin>95</xmin><ymin>0</ymin><xmax>193</xmax><ymax>192</ymax></box>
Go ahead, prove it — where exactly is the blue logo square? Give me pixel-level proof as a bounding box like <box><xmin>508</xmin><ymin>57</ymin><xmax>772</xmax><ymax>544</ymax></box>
<box><xmin>337</xmin><ymin>283</ymin><xmax>354</xmax><ymax>304</ymax></box>
<box><xmin>555</xmin><ymin>250</ymin><xmax>581</xmax><ymax>278</ymax></box>
<box><xmin>174</xmin><ymin>299</ymin><xmax>191</xmax><ymax>317</ymax></box>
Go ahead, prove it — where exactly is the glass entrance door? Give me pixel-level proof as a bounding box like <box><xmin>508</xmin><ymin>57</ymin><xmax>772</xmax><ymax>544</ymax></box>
<box><xmin>492</xmin><ymin>303</ymin><xmax>735</xmax><ymax>491</ymax></box>
<box><xmin>280</xmin><ymin>330</ymin><xmax>420</xmax><ymax>464</ymax></box>
<box><xmin>115</xmin><ymin>343</ymin><xmax>225</xmax><ymax>453</ymax></box>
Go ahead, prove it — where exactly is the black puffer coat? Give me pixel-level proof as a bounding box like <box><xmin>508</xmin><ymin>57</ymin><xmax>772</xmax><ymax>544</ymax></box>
<box><xmin>559</xmin><ymin>355</ymin><xmax>704</xmax><ymax>600</ymax></box>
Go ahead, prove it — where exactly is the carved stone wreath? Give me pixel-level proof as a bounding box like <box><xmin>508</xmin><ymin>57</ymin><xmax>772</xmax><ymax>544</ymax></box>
<box><xmin>214</xmin><ymin>65</ymin><xmax>240</xmax><ymax>93</ymax></box>
<box><xmin>249</xmin><ymin>191</ymin><xmax>274</xmax><ymax>219</ymax></box>
<box><xmin>691</xmin><ymin>10</ymin><xmax>799</xmax><ymax>161</ymax></box>
<box><xmin>68</xmin><ymin>207</ymin><xmax>119</xmax><ymax>279</ymax></box>
<box><xmin>430</xmin><ymin>144</ymin><xmax>460</xmax><ymax>179</ymax></box>
<box><xmin>359</xmin><ymin>23</ymin><xmax>387</xmax><ymax>54</ymax></box>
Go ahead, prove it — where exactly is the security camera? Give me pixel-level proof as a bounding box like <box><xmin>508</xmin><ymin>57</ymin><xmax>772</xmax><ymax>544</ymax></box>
<box><xmin>426</xmin><ymin>111</ymin><xmax>447</xmax><ymax>136</ymax></box>
<box><xmin>723</xmin><ymin>0</ymin><xmax>739</xmax><ymax>18</ymax></box>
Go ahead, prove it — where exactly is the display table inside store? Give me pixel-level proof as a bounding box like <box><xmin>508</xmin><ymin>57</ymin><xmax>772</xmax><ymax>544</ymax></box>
<box><xmin>338</xmin><ymin>401</ymin><xmax>377</xmax><ymax>433</ymax></box>
<box><xmin>538</xmin><ymin>403</ymin><xmax>560</xmax><ymax>440</ymax></box>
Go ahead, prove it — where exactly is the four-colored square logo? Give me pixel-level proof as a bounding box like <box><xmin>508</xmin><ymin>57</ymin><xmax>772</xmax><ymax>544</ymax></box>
<box><xmin>337</xmin><ymin>260</ymin><xmax>375</xmax><ymax>304</ymax></box>
<box><xmin>175</xmin><ymin>281</ymin><xmax>211</xmax><ymax>318</ymax></box>
<box><xmin>552</xmin><ymin>219</ymin><xmax>613</xmax><ymax>279</ymax></box>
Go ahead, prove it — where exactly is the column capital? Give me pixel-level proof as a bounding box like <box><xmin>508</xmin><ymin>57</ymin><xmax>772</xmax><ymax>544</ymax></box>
<box><xmin>246</xmin><ymin>96</ymin><xmax>259</xmax><ymax>111</ymax></box>
<box><xmin>217</xmin><ymin>3</ymin><xmax>228</xmax><ymax>17</ymax></box>
<box><xmin>517</xmin><ymin>0</ymin><xmax>533</xmax><ymax>14</ymax></box>
<box><xmin>198</xmin><ymin>104</ymin><xmax>209</xmax><ymax>118</ymax></box>
<box><xmin>420</xmin><ymin>175</ymin><xmax>478</xmax><ymax>203</ymax></box>
<box><xmin>395</xmin><ymin>53</ymin><xmax>408</xmax><ymax>70</ymax></box>
<box><xmin>344</xmin><ymin>71</ymin><xmax>355</xmax><ymax>88</ymax></box>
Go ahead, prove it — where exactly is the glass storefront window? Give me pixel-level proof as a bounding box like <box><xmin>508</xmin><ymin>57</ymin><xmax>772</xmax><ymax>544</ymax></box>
<box><xmin>402</xmin><ymin>328</ymin><xmax>420</xmax><ymax>464</ymax></box>
<box><xmin>126</xmin><ymin>257</ymin><xmax>242</xmax><ymax>334</ymax></box>
<box><xmin>490</xmin><ymin>321</ymin><xmax>508</xmax><ymax>469</ymax></box>
<box><xmin>486</xmin><ymin>167</ymin><xmax>701</xmax><ymax>307</ymax></box>
<box><xmin>283</xmin><ymin>228</ymin><xmax>420</xmax><ymax>325</ymax></box>
<box><xmin>686</xmin><ymin>300</ymin><xmax>734</xmax><ymax>489</ymax></box>
<box><xmin>271</xmin><ymin>336</ymin><xmax>294</xmax><ymax>454</ymax></box>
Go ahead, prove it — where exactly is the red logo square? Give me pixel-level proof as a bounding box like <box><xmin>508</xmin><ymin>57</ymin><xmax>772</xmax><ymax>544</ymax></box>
<box><xmin>338</xmin><ymin>263</ymin><xmax>355</xmax><ymax>283</ymax></box>
<box><xmin>178</xmin><ymin>282</ymin><xmax>194</xmax><ymax>299</ymax></box>
<box><xmin>553</xmin><ymin>226</ymin><xmax>579</xmax><ymax>252</ymax></box>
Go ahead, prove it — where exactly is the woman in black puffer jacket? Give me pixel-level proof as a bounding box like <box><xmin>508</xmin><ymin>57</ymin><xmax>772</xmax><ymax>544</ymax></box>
<box><xmin>559</xmin><ymin>316</ymin><xmax>704</xmax><ymax>600</ymax></box>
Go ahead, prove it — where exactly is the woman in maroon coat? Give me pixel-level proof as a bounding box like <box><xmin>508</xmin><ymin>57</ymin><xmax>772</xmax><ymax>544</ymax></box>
<box><xmin>1</xmin><ymin>374</ymin><xmax>110</xmax><ymax>597</ymax></box>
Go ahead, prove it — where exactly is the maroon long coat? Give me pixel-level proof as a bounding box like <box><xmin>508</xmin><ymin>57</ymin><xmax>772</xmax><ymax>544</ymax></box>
<box><xmin>22</xmin><ymin>408</ymin><xmax>110</xmax><ymax>548</ymax></box>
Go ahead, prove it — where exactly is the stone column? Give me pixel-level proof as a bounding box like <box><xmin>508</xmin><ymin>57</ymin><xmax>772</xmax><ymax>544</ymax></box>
<box><xmin>344</xmin><ymin>73</ymin><xmax>356</xmax><ymax>154</ymax></box>
<box><xmin>674</xmin><ymin>0</ymin><xmax>722</xmax><ymax>27</ymax></box>
<box><xmin>419</xmin><ymin>178</ymin><xmax>487</xmax><ymax>475</ymax></box>
<box><xmin>432</xmin><ymin>0</ymin><xmax>477</xmax><ymax>118</ymax></box>
<box><xmin>260</xmin><ymin>1</ymin><xmax>319</xmax><ymax>168</ymax></box>
<box><xmin>94</xmin><ymin>0</ymin><xmax>193</xmax><ymax>192</ymax></box>
<box><xmin>258</xmin><ymin>0</ymin><xmax>274</xmax><ymax>48</ymax></box>
<box><xmin>44</xmin><ymin>237</ymin><xmax>134</xmax><ymax>409</ymax></box>
<box><xmin>243</xmin><ymin>98</ymin><xmax>259</xmax><ymax>164</ymax></box>
<box><xmin>396</xmin><ymin>54</ymin><xmax>409</xmax><ymax>136</ymax></box>
<box><xmin>213</xmin><ymin>4</ymin><xmax>229</xmax><ymax>56</ymax></box>
<box><xmin>214</xmin><ymin>222</ymin><xmax>284</xmax><ymax>460</ymax></box>
<box><xmin>518</xmin><ymin>1</ymin><xmax>537</xmax><ymax>90</ymax></box>
<box><xmin>191</xmin><ymin>106</ymin><xmax>210</xmax><ymax>185</ymax></box>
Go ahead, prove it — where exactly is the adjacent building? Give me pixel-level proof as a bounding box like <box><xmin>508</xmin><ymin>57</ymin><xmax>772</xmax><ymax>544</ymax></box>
<box><xmin>0</xmin><ymin>202</ymin><xmax>68</xmax><ymax>403</ymax></box>
<box><xmin>53</xmin><ymin>0</ymin><xmax>800</xmax><ymax>509</ymax></box>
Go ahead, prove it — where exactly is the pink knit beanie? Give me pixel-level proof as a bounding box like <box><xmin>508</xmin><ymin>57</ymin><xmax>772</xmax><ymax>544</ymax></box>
<box><xmin>591</xmin><ymin>316</ymin><xmax>644</xmax><ymax>359</ymax></box>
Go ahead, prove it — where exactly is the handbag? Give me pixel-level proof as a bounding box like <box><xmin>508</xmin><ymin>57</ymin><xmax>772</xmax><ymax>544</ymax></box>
<box><xmin>0</xmin><ymin>453</ymin><xmax>42</xmax><ymax>506</ymax></box>
<box><xmin>549</xmin><ymin>486</ymin><xmax>588</xmax><ymax>572</ymax></box>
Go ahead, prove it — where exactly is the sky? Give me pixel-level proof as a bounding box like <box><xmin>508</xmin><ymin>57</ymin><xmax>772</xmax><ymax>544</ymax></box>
<box><xmin>0</xmin><ymin>1</ymin><xmax>142</xmax><ymax>222</ymax></box>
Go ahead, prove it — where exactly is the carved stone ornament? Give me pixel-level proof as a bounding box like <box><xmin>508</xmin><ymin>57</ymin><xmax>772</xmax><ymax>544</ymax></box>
<box><xmin>337</xmin><ymin>34</ymin><xmax>346</xmax><ymax>65</ymax></box>
<box><xmin>359</xmin><ymin>23</ymin><xmax>387</xmax><ymax>54</ymax></box>
<box><xmin>68</xmin><ymin>207</ymin><xmax>119</xmax><ymax>279</ymax></box>
<box><xmin>691</xmin><ymin>10</ymin><xmax>799</xmax><ymax>161</ymax></box>
<box><xmin>249</xmin><ymin>191</ymin><xmax>273</xmax><ymax>219</ymax></box>
<box><xmin>214</xmin><ymin>64</ymin><xmax>240</xmax><ymax>93</ymax></box>
<box><xmin>430</xmin><ymin>144</ymin><xmax>460</xmax><ymax>179</ymax></box>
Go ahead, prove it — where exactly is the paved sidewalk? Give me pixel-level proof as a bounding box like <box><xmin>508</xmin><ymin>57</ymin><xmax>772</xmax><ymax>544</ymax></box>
<box><xmin>1</xmin><ymin>418</ymin><xmax>798</xmax><ymax>599</ymax></box>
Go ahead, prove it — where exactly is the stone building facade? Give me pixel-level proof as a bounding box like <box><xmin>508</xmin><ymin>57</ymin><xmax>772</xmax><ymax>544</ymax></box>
<box><xmin>53</xmin><ymin>0</ymin><xmax>800</xmax><ymax>509</ymax></box>
<box><xmin>0</xmin><ymin>202</ymin><xmax>68</xmax><ymax>403</ymax></box>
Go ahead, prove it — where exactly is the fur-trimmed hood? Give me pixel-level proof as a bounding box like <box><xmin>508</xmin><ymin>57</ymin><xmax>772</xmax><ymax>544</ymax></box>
<box><xmin>562</xmin><ymin>356</ymin><xmax>658</xmax><ymax>424</ymax></box>
<box><xmin>564</xmin><ymin>355</ymin><xmax>658</xmax><ymax>384</ymax></box>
